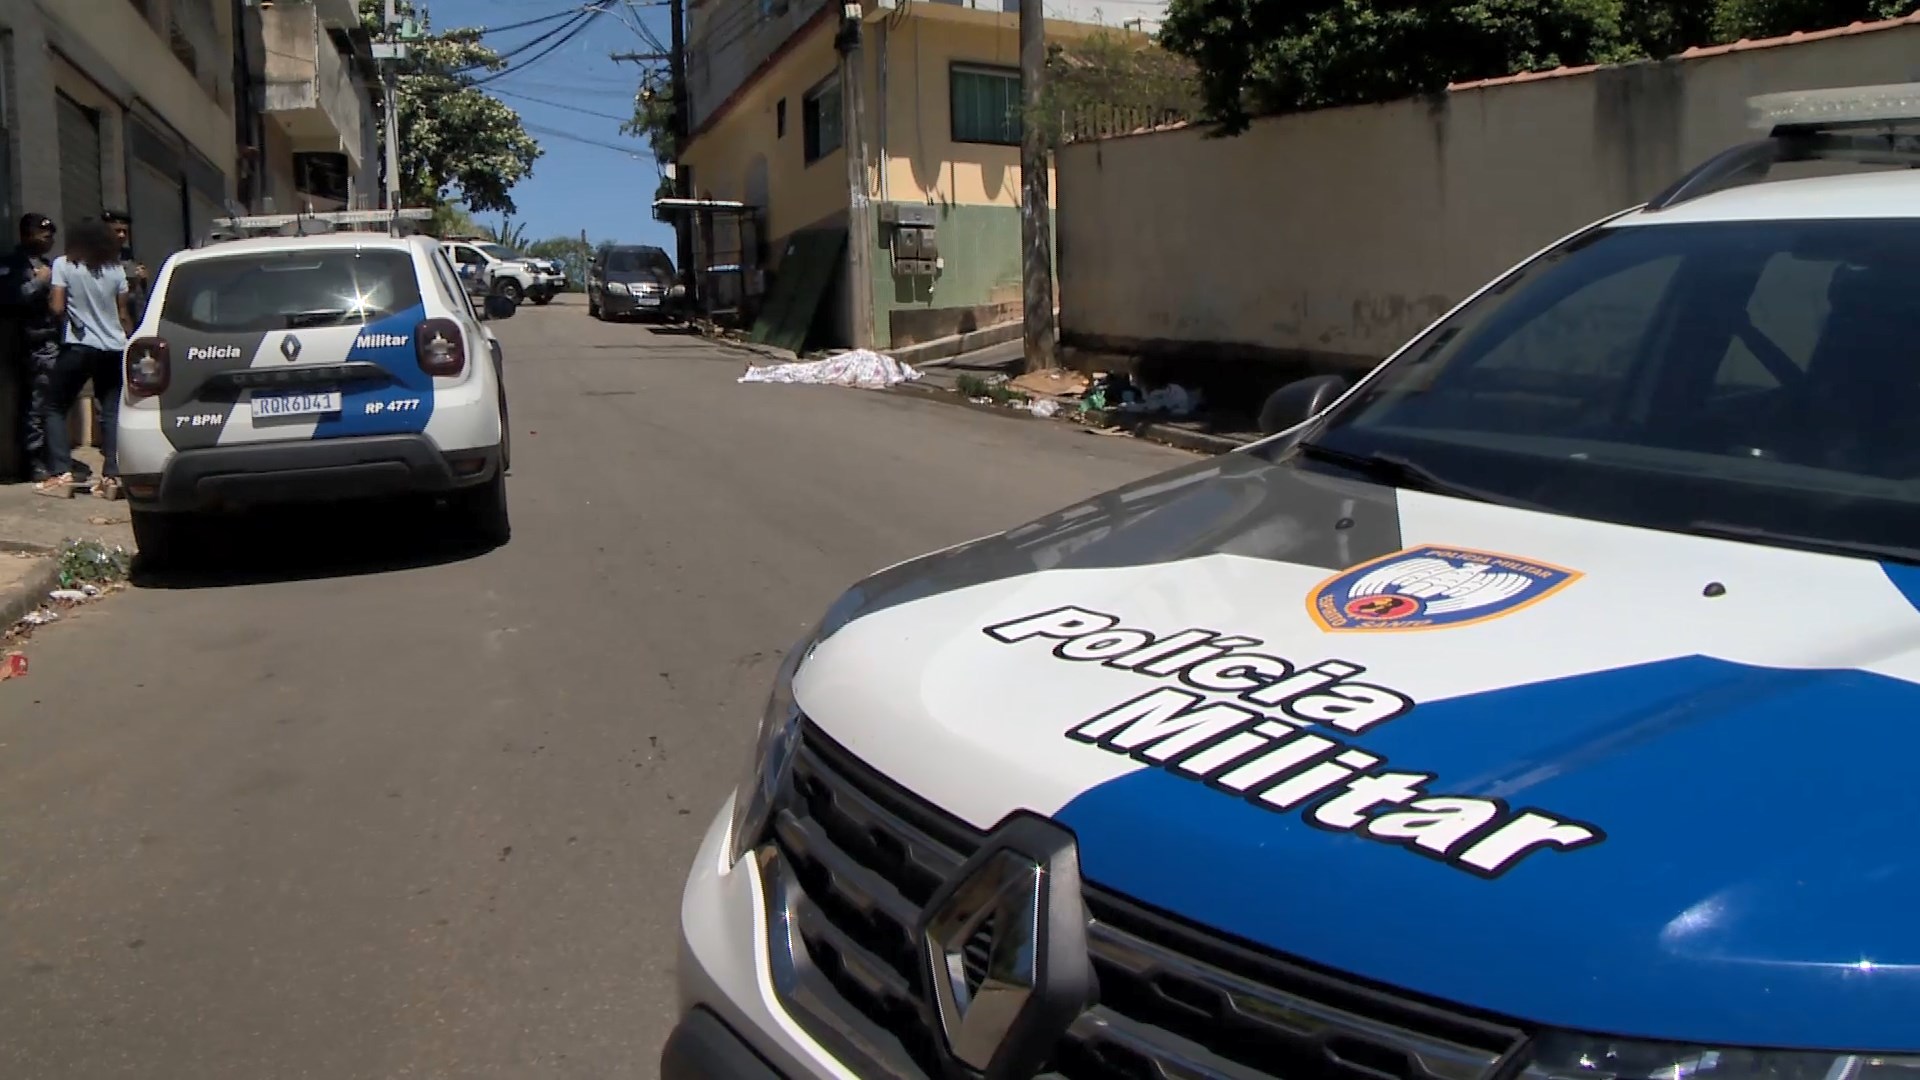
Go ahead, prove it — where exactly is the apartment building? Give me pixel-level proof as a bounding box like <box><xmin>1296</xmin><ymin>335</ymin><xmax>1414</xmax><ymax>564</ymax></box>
<box><xmin>242</xmin><ymin>0</ymin><xmax>381</xmax><ymax>215</ymax></box>
<box><xmin>677</xmin><ymin>0</ymin><xmax>1161</xmax><ymax>350</ymax></box>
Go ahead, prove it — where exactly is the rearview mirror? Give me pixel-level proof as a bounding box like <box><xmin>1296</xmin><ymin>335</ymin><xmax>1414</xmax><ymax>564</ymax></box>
<box><xmin>1258</xmin><ymin>374</ymin><xmax>1350</xmax><ymax>435</ymax></box>
<box><xmin>484</xmin><ymin>294</ymin><xmax>518</xmax><ymax>320</ymax></box>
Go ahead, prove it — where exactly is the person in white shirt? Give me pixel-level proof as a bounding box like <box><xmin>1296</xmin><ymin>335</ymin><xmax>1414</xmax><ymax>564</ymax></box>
<box><xmin>35</xmin><ymin>218</ymin><xmax>129</xmax><ymax>498</ymax></box>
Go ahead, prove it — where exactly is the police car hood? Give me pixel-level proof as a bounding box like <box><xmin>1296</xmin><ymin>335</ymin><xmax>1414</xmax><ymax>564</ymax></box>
<box><xmin>791</xmin><ymin>451</ymin><xmax>1920</xmax><ymax>1051</ymax></box>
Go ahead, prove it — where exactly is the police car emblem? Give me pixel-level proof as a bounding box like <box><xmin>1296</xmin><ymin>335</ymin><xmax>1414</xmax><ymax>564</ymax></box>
<box><xmin>1309</xmin><ymin>546</ymin><xmax>1578</xmax><ymax>632</ymax></box>
<box><xmin>280</xmin><ymin>334</ymin><xmax>302</xmax><ymax>362</ymax></box>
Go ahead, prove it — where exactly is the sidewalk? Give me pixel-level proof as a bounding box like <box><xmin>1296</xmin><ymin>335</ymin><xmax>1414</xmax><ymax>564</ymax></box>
<box><xmin>0</xmin><ymin>448</ymin><xmax>133</xmax><ymax>629</ymax></box>
<box><xmin>897</xmin><ymin>342</ymin><xmax>1263</xmax><ymax>455</ymax></box>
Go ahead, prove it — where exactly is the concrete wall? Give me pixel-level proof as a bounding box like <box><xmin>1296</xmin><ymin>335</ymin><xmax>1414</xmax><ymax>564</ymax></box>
<box><xmin>0</xmin><ymin>0</ymin><xmax>236</xmax><ymax>227</ymax></box>
<box><xmin>687</xmin><ymin>0</ymin><xmax>835</xmax><ymax>134</ymax></box>
<box><xmin>1055</xmin><ymin>20</ymin><xmax>1920</xmax><ymax>371</ymax></box>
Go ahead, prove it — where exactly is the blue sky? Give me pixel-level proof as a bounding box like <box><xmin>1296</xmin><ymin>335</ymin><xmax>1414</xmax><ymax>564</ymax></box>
<box><xmin>431</xmin><ymin>0</ymin><xmax>677</xmax><ymax>249</ymax></box>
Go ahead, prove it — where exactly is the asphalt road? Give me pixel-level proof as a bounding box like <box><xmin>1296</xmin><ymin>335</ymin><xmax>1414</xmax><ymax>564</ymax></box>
<box><xmin>0</xmin><ymin>298</ymin><xmax>1191</xmax><ymax>1079</ymax></box>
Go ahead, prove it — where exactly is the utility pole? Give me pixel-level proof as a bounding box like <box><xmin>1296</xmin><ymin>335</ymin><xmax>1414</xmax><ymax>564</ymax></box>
<box><xmin>372</xmin><ymin>0</ymin><xmax>410</xmax><ymax>213</ymax></box>
<box><xmin>667</xmin><ymin>0</ymin><xmax>693</xmax><ymax>280</ymax></box>
<box><xmin>1018</xmin><ymin>0</ymin><xmax>1056</xmax><ymax>370</ymax></box>
<box><xmin>836</xmin><ymin>1</ymin><xmax>875</xmax><ymax>351</ymax></box>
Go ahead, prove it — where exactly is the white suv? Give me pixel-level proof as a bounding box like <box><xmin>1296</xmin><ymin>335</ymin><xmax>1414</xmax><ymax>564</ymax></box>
<box><xmin>442</xmin><ymin>240</ymin><xmax>560</xmax><ymax>305</ymax></box>
<box><xmin>117</xmin><ymin>232</ymin><xmax>514</xmax><ymax>565</ymax></box>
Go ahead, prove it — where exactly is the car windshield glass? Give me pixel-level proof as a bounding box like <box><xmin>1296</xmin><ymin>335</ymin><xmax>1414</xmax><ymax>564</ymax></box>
<box><xmin>161</xmin><ymin>249</ymin><xmax>423</xmax><ymax>332</ymax></box>
<box><xmin>478</xmin><ymin>244</ymin><xmax>519</xmax><ymax>261</ymax></box>
<box><xmin>605</xmin><ymin>248</ymin><xmax>670</xmax><ymax>275</ymax></box>
<box><xmin>1272</xmin><ymin>218</ymin><xmax>1920</xmax><ymax>562</ymax></box>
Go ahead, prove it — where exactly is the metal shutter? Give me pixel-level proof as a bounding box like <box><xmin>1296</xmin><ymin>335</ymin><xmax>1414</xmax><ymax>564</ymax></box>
<box><xmin>129</xmin><ymin>159</ymin><xmax>185</xmax><ymax>268</ymax></box>
<box><xmin>56</xmin><ymin>93</ymin><xmax>103</xmax><ymax>228</ymax></box>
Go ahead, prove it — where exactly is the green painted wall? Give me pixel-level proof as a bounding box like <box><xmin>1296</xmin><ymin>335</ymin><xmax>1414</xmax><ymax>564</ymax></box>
<box><xmin>864</xmin><ymin>203</ymin><xmax>1056</xmax><ymax>349</ymax></box>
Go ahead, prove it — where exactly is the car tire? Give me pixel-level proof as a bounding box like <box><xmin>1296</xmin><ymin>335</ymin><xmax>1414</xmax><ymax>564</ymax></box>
<box><xmin>588</xmin><ymin>295</ymin><xmax>603</xmax><ymax>319</ymax></box>
<box><xmin>457</xmin><ymin>469</ymin><xmax>511</xmax><ymax>547</ymax></box>
<box><xmin>131</xmin><ymin>509</ymin><xmax>193</xmax><ymax>570</ymax></box>
<box><xmin>494</xmin><ymin>279</ymin><xmax>524</xmax><ymax>305</ymax></box>
<box><xmin>531</xmin><ymin>292</ymin><xmax>554</xmax><ymax>306</ymax></box>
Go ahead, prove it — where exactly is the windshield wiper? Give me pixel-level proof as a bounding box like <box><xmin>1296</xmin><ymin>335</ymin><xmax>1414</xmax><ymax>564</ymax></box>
<box><xmin>284</xmin><ymin>309</ymin><xmax>360</xmax><ymax>328</ymax></box>
<box><xmin>1294</xmin><ymin>441</ymin><xmax>1519</xmax><ymax>506</ymax></box>
<box><xmin>1683</xmin><ymin>520</ymin><xmax>1920</xmax><ymax>566</ymax></box>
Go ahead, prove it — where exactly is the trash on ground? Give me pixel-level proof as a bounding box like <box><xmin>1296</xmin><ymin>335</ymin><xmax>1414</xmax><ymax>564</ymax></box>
<box><xmin>1029</xmin><ymin>399</ymin><xmax>1061</xmax><ymax>419</ymax></box>
<box><xmin>57</xmin><ymin>539</ymin><xmax>131</xmax><ymax>589</ymax></box>
<box><xmin>1</xmin><ymin>652</ymin><xmax>24</xmax><ymax>681</ymax></box>
<box><xmin>18</xmin><ymin>609</ymin><xmax>58</xmax><ymax>627</ymax></box>
<box><xmin>1009</xmin><ymin>369</ymin><xmax>1090</xmax><ymax>398</ymax></box>
<box><xmin>48</xmin><ymin>588</ymin><xmax>95</xmax><ymax>603</ymax></box>
<box><xmin>739</xmin><ymin>349</ymin><xmax>920</xmax><ymax>390</ymax></box>
<box><xmin>1121</xmin><ymin>383</ymin><xmax>1202</xmax><ymax>418</ymax></box>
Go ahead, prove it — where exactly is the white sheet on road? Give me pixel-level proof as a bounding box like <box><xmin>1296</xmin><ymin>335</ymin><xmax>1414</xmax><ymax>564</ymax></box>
<box><xmin>738</xmin><ymin>349</ymin><xmax>921</xmax><ymax>390</ymax></box>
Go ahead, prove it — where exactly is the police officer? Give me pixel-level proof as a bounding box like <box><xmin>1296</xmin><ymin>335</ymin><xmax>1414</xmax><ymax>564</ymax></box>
<box><xmin>99</xmin><ymin>209</ymin><xmax>149</xmax><ymax>325</ymax></box>
<box><xmin>0</xmin><ymin>214</ymin><xmax>60</xmax><ymax>481</ymax></box>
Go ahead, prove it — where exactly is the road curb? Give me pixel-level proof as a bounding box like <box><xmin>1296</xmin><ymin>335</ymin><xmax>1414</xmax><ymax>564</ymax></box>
<box><xmin>892</xmin><ymin>381</ymin><xmax>1253</xmax><ymax>454</ymax></box>
<box><xmin>0</xmin><ymin>543</ymin><xmax>59</xmax><ymax>631</ymax></box>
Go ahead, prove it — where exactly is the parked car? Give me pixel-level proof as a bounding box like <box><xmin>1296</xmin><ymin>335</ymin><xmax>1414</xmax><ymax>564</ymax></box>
<box><xmin>441</xmin><ymin>239</ymin><xmax>559</xmax><ymax>305</ymax></box>
<box><xmin>586</xmin><ymin>244</ymin><xmax>681</xmax><ymax>322</ymax></box>
<box><xmin>662</xmin><ymin>84</ymin><xmax>1920</xmax><ymax>1077</ymax></box>
<box><xmin>118</xmin><ymin>231</ymin><xmax>515</xmax><ymax>566</ymax></box>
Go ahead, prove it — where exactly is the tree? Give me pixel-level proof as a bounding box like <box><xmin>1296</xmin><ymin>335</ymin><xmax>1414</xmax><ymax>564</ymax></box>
<box><xmin>482</xmin><ymin>218</ymin><xmax>531</xmax><ymax>250</ymax></box>
<box><xmin>1037</xmin><ymin>32</ymin><xmax>1202</xmax><ymax>144</ymax></box>
<box><xmin>1157</xmin><ymin>0</ymin><xmax>1919</xmax><ymax>132</ymax></box>
<box><xmin>623</xmin><ymin>85</ymin><xmax>682</xmax><ymax>214</ymax></box>
<box><xmin>526</xmin><ymin>236</ymin><xmax>597</xmax><ymax>292</ymax></box>
<box><xmin>360</xmin><ymin>0</ymin><xmax>543</xmax><ymax>213</ymax></box>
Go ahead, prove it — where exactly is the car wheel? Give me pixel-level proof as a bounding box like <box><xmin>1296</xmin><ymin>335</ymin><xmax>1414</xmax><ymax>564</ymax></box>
<box><xmin>494</xmin><ymin>279</ymin><xmax>524</xmax><ymax>305</ymax></box>
<box><xmin>531</xmin><ymin>292</ymin><xmax>554</xmax><ymax>306</ymax></box>
<box><xmin>131</xmin><ymin>509</ymin><xmax>193</xmax><ymax>570</ymax></box>
<box><xmin>588</xmin><ymin>295</ymin><xmax>603</xmax><ymax>319</ymax></box>
<box><xmin>457</xmin><ymin>469</ymin><xmax>510</xmax><ymax>547</ymax></box>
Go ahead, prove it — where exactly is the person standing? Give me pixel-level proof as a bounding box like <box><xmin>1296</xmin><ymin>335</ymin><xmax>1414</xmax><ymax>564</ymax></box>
<box><xmin>35</xmin><ymin>219</ymin><xmax>129</xmax><ymax>498</ymax></box>
<box><xmin>0</xmin><ymin>214</ymin><xmax>58</xmax><ymax>480</ymax></box>
<box><xmin>100</xmin><ymin>209</ymin><xmax>149</xmax><ymax>326</ymax></box>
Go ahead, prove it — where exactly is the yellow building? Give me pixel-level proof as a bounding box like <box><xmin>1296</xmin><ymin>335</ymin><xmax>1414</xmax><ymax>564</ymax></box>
<box><xmin>677</xmin><ymin>0</ymin><xmax>1143</xmax><ymax>350</ymax></box>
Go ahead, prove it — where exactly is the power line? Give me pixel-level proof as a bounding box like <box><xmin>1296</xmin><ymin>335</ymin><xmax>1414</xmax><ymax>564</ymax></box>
<box><xmin>522</xmin><ymin>121</ymin><xmax>653</xmax><ymax>157</ymax></box>
<box><xmin>472</xmin><ymin>7</ymin><xmax>609</xmax><ymax>85</ymax></box>
<box><xmin>475</xmin><ymin>6</ymin><xmax>594</xmax><ymax>35</ymax></box>
<box><xmin>491</xmin><ymin>87</ymin><xmax>636</xmax><ymax>123</ymax></box>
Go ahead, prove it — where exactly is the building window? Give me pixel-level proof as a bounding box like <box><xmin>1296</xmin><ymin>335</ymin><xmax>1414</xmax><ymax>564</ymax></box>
<box><xmin>777</xmin><ymin>98</ymin><xmax>787</xmax><ymax>139</ymax></box>
<box><xmin>950</xmin><ymin>64</ymin><xmax>1020</xmax><ymax>145</ymax></box>
<box><xmin>802</xmin><ymin>78</ymin><xmax>842</xmax><ymax>164</ymax></box>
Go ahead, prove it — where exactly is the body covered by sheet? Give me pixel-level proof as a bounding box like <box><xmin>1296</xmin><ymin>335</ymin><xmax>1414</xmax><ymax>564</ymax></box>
<box><xmin>738</xmin><ymin>349</ymin><xmax>921</xmax><ymax>390</ymax></box>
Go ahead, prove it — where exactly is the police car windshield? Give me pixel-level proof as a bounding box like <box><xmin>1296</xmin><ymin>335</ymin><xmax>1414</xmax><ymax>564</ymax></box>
<box><xmin>478</xmin><ymin>244</ymin><xmax>519</xmax><ymax>261</ymax></box>
<box><xmin>1288</xmin><ymin>218</ymin><xmax>1920</xmax><ymax>562</ymax></box>
<box><xmin>161</xmin><ymin>249</ymin><xmax>424</xmax><ymax>333</ymax></box>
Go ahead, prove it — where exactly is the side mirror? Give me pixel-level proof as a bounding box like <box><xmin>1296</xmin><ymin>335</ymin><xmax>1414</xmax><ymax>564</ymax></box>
<box><xmin>484</xmin><ymin>294</ymin><xmax>518</xmax><ymax>320</ymax></box>
<box><xmin>1258</xmin><ymin>374</ymin><xmax>1350</xmax><ymax>435</ymax></box>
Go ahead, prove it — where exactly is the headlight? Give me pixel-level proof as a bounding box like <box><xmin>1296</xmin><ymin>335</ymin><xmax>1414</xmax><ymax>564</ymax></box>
<box><xmin>724</xmin><ymin>587</ymin><xmax>870</xmax><ymax>865</ymax></box>
<box><xmin>1521</xmin><ymin>1031</ymin><xmax>1920</xmax><ymax>1080</ymax></box>
<box><xmin>725</xmin><ymin>641</ymin><xmax>808</xmax><ymax>866</ymax></box>
<box><xmin>608</xmin><ymin>282</ymin><xmax>630</xmax><ymax>295</ymax></box>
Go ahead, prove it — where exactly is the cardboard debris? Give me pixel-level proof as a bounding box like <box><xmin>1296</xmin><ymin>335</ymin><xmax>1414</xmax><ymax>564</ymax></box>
<box><xmin>1009</xmin><ymin>370</ymin><xmax>1091</xmax><ymax>399</ymax></box>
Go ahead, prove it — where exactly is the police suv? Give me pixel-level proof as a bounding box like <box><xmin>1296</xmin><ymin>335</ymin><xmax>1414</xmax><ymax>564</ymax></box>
<box><xmin>666</xmin><ymin>85</ymin><xmax>1920</xmax><ymax>1078</ymax></box>
<box><xmin>118</xmin><ymin>220</ymin><xmax>513</xmax><ymax>564</ymax></box>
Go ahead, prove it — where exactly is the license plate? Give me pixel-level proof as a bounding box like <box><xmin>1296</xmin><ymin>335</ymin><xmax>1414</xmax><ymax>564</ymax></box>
<box><xmin>251</xmin><ymin>390</ymin><xmax>341</xmax><ymax>419</ymax></box>
<box><xmin>637</xmin><ymin>296</ymin><xmax>660</xmax><ymax>307</ymax></box>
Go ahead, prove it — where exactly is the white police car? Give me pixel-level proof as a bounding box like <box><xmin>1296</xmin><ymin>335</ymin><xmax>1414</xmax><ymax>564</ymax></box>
<box><xmin>117</xmin><ymin>226</ymin><xmax>514</xmax><ymax>564</ymax></box>
<box><xmin>665</xmin><ymin>85</ymin><xmax>1920</xmax><ymax>1078</ymax></box>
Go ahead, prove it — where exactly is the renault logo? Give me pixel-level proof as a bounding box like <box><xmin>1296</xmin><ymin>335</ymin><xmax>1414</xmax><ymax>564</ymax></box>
<box><xmin>280</xmin><ymin>334</ymin><xmax>302</xmax><ymax>362</ymax></box>
<box><xmin>915</xmin><ymin>813</ymin><xmax>1094</xmax><ymax>1079</ymax></box>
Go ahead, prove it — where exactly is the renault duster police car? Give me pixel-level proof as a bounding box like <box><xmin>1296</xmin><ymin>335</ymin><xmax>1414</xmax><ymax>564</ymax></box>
<box><xmin>665</xmin><ymin>85</ymin><xmax>1920</xmax><ymax>1079</ymax></box>
<box><xmin>117</xmin><ymin>225</ymin><xmax>513</xmax><ymax>564</ymax></box>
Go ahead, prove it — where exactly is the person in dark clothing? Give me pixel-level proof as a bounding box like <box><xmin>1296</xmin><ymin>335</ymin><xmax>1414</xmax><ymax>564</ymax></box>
<box><xmin>100</xmin><ymin>209</ymin><xmax>149</xmax><ymax>326</ymax></box>
<box><xmin>0</xmin><ymin>213</ymin><xmax>60</xmax><ymax>480</ymax></box>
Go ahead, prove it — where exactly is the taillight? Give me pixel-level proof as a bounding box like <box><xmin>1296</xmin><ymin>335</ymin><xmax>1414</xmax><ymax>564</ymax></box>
<box><xmin>125</xmin><ymin>338</ymin><xmax>170</xmax><ymax>398</ymax></box>
<box><xmin>416</xmin><ymin>318</ymin><xmax>466</xmax><ymax>377</ymax></box>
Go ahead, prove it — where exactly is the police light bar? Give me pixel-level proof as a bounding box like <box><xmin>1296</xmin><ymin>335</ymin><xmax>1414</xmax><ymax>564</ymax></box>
<box><xmin>211</xmin><ymin>208</ymin><xmax>433</xmax><ymax>229</ymax></box>
<box><xmin>1749</xmin><ymin>82</ymin><xmax>1920</xmax><ymax>133</ymax></box>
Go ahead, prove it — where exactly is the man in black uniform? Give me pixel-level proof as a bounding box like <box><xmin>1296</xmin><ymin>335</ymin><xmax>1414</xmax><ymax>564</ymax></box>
<box><xmin>0</xmin><ymin>214</ymin><xmax>60</xmax><ymax>481</ymax></box>
<box><xmin>100</xmin><ymin>209</ymin><xmax>150</xmax><ymax>325</ymax></box>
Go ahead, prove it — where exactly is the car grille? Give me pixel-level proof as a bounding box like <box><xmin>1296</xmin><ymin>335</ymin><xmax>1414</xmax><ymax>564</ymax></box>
<box><xmin>751</xmin><ymin>722</ymin><xmax>1527</xmax><ymax>1080</ymax></box>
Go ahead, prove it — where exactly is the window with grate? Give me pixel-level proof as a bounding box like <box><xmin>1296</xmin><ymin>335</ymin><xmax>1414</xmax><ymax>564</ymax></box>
<box><xmin>950</xmin><ymin>64</ymin><xmax>1020</xmax><ymax>145</ymax></box>
<box><xmin>802</xmin><ymin>77</ymin><xmax>842</xmax><ymax>164</ymax></box>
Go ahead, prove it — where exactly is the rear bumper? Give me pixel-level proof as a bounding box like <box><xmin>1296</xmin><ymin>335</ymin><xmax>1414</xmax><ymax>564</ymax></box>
<box><xmin>661</xmin><ymin>1009</ymin><xmax>786</xmax><ymax>1080</ymax></box>
<box><xmin>125</xmin><ymin>434</ymin><xmax>500</xmax><ymax>513</ymax></box>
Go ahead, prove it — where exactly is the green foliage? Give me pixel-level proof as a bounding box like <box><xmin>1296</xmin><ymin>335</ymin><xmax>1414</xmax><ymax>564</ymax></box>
<box><xmin>1039</xmin><ymin>32</ymin><xmax>1202</xmax><ymax>144</ymax></box>
<box><xmin>1157</xmin><ymin>0</ymin><xmax>1920</xmax><ymax>132</ymax></box>
<box><xmin>359</xmin><ymin>0</ymin><xmax>543</xmax><ymax>213</ymax></box>
<box><xmin>526</xmin><ymin>236</ymin><xmax>598</xmax><ymax>291</ymax></box>
<box><xmin>482</xmin><ymin>218</ymin><xmax>532</xmax><ymax>250</ymax></box>
<box><xmin>624</xmin><ymin>87</ymin><xmax>678</xmax><ymax>169</ymax></box>
<box><xmin>431</xmin><ymin>203</ymin><xmax>480</xmax><ymax>238</ymax></box>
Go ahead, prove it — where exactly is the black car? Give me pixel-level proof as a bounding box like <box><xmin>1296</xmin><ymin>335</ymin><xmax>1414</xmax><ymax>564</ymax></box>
<box><xmin>587</xmin><ymin>244</ymin><xmax>682</xmax><ymax>322</ymax></box>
